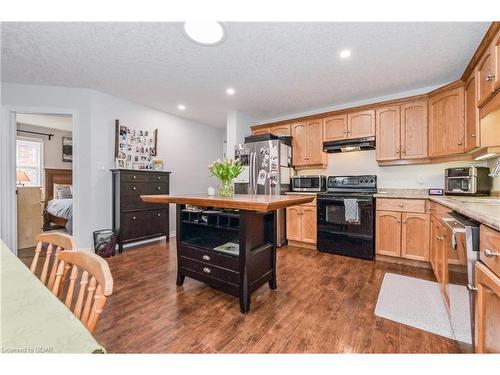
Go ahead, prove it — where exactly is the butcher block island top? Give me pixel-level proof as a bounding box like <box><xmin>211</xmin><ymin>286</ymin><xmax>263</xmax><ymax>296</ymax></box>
<box><xmin>140</xmin><ymin>193</ymin><xmax>314</xmax><ymax>212</ymax></box>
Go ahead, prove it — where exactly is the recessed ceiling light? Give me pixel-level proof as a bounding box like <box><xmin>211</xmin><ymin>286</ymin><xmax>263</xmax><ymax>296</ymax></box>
<box><xmin>178</xmin><ymin>104</ymin><xmax>186</xmax><ymax>111</ymax></box>
<box><xmin>183</xmin><ymin>21</ymin><xmax>226</xmax><ymax>46</ymax></box>
<box><xmin>226</xmin><ymin>88</ymin><xmax>235</xmax><ymax>95</ymax></box>
<box><xmin>340</xmin><ymin>49</ymin><xmax>351</xmax><ymax>59</ymax></box>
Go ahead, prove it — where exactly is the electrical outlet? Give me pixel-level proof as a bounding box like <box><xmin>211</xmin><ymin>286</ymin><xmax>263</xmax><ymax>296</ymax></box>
<box><xmin>417</xmin><ymin>175</ymin><xmax>423</xmax><ymax>185</ymax></box>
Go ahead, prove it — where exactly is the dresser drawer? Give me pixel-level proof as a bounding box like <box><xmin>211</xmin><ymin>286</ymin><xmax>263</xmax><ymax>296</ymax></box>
<box><xmin>480</xmin><ymin>225</ymin><xmax>500</xmax><ymax>277</ymax></box>
<box><xmin>376</xmin><ymin>198</ymin><xmax>426</xmax><ymax>213</ymax></box>
<box><xmin>121</xmin><ymin>209</ymin><xmax>168</xmax><ymax>241</ymax></box>
<box><xmin>179</xmin><ymin>246</ymin><xmax>239</xmax><ymax>271</ymax></box>
<box><xmin>180</xmin><ymin>257</ymin><xmax>240</xmax><ymax>285</ymax></box>
<box><xmin>120</xmin><ymin>172</ymin><xmax>151</xmax><ymax>182</ymax></box>
<box><xmin>121</xmin><ymin>182</ymin><xmax>168</xmax><ymax>209</ymax></box>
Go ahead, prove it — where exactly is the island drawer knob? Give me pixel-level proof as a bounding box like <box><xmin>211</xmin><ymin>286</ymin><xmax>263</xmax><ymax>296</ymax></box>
<box><xmin>157</xmin><ymin>213</ymin><xmax>161</xmax><ymax>217</ymax></box>
<box><xmin>203</xmin><ymin>267</ymin><xmax>211</xmax><ymax>274</ymax></box>
<box><xmin>132</xmin><ymin>175</ymin><xmax>137</xmax><ymax>179</ymax></box>
<box><xmin>132</xmin><ymin>216</ymin><xmax>136</xmax><ymax>220</ymax></box>
<box><xmin>157</xmin><ymin>186</ymin><xmax>161</xmax><ymax>190</ymax></box>
<box><xmin>132</xmin><ymin>187</ymin><xmax>137</xmax><ymax>190</ymax></box>
<box><xmin>202</xmin><ymin>255</ymin><xmax>211</xmax><ymax>261</ymax></box>
<box><xmin>158</xmin><ymin>176</ymin><xmax>161</xmax><ymax>180</ymax></box>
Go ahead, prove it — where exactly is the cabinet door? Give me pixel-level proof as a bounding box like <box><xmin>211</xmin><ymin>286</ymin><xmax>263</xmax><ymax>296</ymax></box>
<box><xmin>474</xmin><ymin>262</ymin><xmax>500</xmax><ymax>353</ymax></box>
<box><xmin>323</xmin><ymin>115</ymin><xmax>348</xmax><ymax>141</ymax></box>
<box><xmin>430</xmin><ymin>216</ymin><xmax>441</xmax><ymax>281</ymax></box>
<box><xmin>269</xmin><ymin>124</ymin><xmax>291</xmax><ymax>136</ymax></box>
<box><xmin>252</xmin><ymin>127</ymin><xmax>269</xmax><ymax>135</ymax></box>
<box><xmin>301</xmin><ymin>206</ymin><xmax>317</xmax><ymax>244</ymax></box>
<box><xmin>306</xmin><ymin>119</ymin><xmax>324</xmax><ymax>165</ymax></box>
<box><xmin>465</xmin><ymin>74</ymin><xmax>480</xmax><ymax>151</ymax></box>
<box><xmin>348</xmin><ymin>110</ymin><xmax>375</xmax><ymax>139</ymax></box>
<box><xmin>495</xmin><ymin>30</ymin><xmax>500</xmax><ymax>91</ymax></box>
<box><xmin>401</xmin><ymin>213</ymin><xmax>430</xmax><ymax>261</ymax></box>
<box><xmin>291</xmin><ymin>122</ymin><xmax>307</xmax><ymax>166</ymax></box>
<box><xmin>375</xmin><ymin>211</ymin><xmax>401</xmax><ymax>257</ymax></box>
<box><xmin>286</xmin><ymin>206</ymin><xmax>302</xmax><ymax>241</ymax></box>
<box><xmin>400</xmin><ymin>100</ymin><xmax>428</xmax><ymax>159</ymax></box>
<box><xmin>477</xmin><ymin>46</ymin><xmax>495</xmax><ymax>106</ymax></box>
<box><xmin>428</xmin><ymin>86</ymin><xmax>465</xmax><ymax>157</ymax></box>
<box><xmin>376</xmin><ymin>106</ymin><xmax>401</xmax><ymax>161</ymax></box>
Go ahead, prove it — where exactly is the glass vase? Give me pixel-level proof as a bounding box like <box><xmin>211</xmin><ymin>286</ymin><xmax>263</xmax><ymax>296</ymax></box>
<box><xmin>219</xmin><ymin>180</ymin><xmax>234</xmax><ymax>198</ymax></box>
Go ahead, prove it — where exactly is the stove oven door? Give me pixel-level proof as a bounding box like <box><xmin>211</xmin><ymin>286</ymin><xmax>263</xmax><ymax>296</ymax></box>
<box><xmin>317</xmin><ymin>195</ymin><xmax>375</xmax><ymax>260</ymax></box>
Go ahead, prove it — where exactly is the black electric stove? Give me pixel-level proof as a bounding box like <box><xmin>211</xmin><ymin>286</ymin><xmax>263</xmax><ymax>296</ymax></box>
<box><xmin>317</xmin><ymin>175</ymin><xmax>377</xmax><ymax>260</ymax></box>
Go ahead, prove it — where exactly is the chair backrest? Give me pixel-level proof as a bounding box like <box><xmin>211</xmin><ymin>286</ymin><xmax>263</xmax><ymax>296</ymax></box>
<box><xmin>49</xmin><ymin>250</ymin><xmax>114</xmax><ymax>334</ymax></box>
<box><xmin>30</xmin><ymin>232</ymin><xmax>76</xmax><ymax>289</ymax></box>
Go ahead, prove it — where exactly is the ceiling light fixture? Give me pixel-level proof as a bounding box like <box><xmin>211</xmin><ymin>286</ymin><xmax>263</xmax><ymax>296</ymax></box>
<box><xmin>177</xmin><ymin>104</ymin><xmax>186</xmax><ymax>111</ymax></box>
<box><xmin>339</xmin><ymin>49</ymin><xmax>351</xmax><ymax>59</ymax></box>
<box><xmin>183</xmin><ymin>21</ymin><xmax>226</xmax><ymax>46</ymax></box>
<box><xmin>226</xmin><ymin>88</ymin><xmax>235</xmax><ymax>95</ymax></box>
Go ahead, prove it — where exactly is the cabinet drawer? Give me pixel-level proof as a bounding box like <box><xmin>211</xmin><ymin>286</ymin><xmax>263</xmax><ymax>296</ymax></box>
<box><xmin>121</xmin><ymin>209</ymin><xmax>168</xmax><ymax>241</ymax></box>
<box><xmin>121</xmin><ymin>182</ymin><xmax>168</xmax><ymax>209</ymax></box>
<box><xmin>376</xmin><ymin>198</ymin><xmax>426</xmax><ymax>213</ymax></box>
<box><xmin>179</xmin><ymin>246</ymin><xmax>239</xmax><ymax>271</ymax></box>
<box><xmin>120</xmin><ymin>172</ymin><xmax>169</xmax><ymax>183</ymax></box>
<box><xmin>427</xmin><ymin>200</ymin><xmax>451</xmax><ymax>216</ymax></box>
<box><xmin>480</xmin><ymin>225</ymin><xmax>500</xmax><ymax>277</ymax></box>
<box><xmin>180</xmin><ymin>257</ymin><xmax>240</xmax><ymax>285</ymax></box>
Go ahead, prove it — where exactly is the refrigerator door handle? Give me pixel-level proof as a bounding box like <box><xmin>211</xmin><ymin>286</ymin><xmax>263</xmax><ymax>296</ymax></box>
<box><xmin>253</xmin><ymin>152</ymin><xmax>258</xmax><ymax>195</ymax></box>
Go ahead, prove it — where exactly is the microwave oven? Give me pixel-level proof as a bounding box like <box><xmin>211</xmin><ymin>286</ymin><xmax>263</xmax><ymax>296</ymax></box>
<box><xmin>291</xmin><ymin>175</ymin><xmax>326</xmax><ymax>192</ymax></box>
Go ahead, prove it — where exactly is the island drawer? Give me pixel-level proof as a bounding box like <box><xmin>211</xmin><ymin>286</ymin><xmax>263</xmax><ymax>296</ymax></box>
<box><xmin>179</xmin><ymin>246</ymin><xmax>239</xmax><ymax>271</ymax></box>
<box><xmin>480</xmin><ymin>225</ymin><xmax>500</xmax><ymax>277</ymax></box>
<box><xmin>376</xmin><ymin>198</ymin><xmax>426</xmax><ymax>213</ymax></box>
<box><xmin>180</xmin><ymin>257</ymin><xmax>240</xmax><ymax>285</ymax></box>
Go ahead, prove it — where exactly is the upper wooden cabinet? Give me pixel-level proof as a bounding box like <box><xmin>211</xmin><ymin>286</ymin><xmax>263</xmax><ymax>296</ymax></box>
<box><xmin>376</xmin><ymin>106</ymin><xmax>401</xmax><ymax>161</ymax></box>
<box><xmin>400</xmin><ymin>101</ymin><xmax>428</xmax><ymax>159</ymax></box>
<box><xmin>251</xmin><ymin>127</ymin><xmax>269</xmax><ymax>135</ymax></box>
<box><xmin>269</xmin><ymin>124</ymin><xmax>291</xmax><ymax>136</ymax></box>
<box><xmin>465</xmin><ymin>74</ymin><xmax>480</xmax><ymax>151</ymax></box>
<box><xmin>428</xmin><ymin>86</ymin><xmax>465</xmax><ymax>157</ymax></box>
<box><xmin>348</xmin><ymin>110</ymin><xmax>375</xmax><ymax>138</ymax></box>
<box><xmin>477</xmin><ymin>45</ymin><xmax>496</xmax><ymax>107</ymax></box>
<box><xmin>323</xmin><ymin>114</ymin><xmax>348</xmax><ymax>141</ymax></box>
<box><xmin>375</xmin><ymin>101</ymin><xmax>427</xmax><ymax>162</ymax></box>
<box><xmin>292</xmin><ymin>120</ymin><xmax>327</xmax><ymax>168</ymax></box>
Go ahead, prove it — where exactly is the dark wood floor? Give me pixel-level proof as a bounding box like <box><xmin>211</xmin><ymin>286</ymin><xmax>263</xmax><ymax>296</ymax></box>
<box><xmin>86</xmin><ymin>239</ymin><xmax>471</xmax><ymax>353</ymax></box>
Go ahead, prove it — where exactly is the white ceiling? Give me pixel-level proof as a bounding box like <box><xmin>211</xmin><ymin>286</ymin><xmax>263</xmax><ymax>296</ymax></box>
<box><xmin>1</xmin><ymin>22</ymin><xmax>490</xmax><ymax>128</ymax></box>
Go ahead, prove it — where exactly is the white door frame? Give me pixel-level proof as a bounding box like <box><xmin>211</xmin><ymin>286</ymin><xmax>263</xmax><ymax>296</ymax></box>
<box><xmin>1</xmin><ymin>106</ymin><xmax>79</xmax><ymax>255</ymax></box>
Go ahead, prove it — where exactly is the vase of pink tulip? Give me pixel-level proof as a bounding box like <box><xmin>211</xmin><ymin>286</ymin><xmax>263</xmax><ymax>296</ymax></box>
<box><xmin>208</xmin><ymin>158</ymin><xmax>243</xmax><ymax>198</ymax></box>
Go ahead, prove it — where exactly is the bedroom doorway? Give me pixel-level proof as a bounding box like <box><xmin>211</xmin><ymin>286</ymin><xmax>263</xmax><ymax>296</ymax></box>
<box><xmin>15</xmin><ymin>113</ymin><xmax>74</xmax><ymax>265</ymax></box>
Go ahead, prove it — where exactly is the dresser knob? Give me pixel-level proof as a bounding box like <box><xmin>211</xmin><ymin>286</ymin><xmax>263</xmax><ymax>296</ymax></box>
<box><xmin>157</xmin><ymin>213</ymin><xmax>161</xmax><ymax>217</ymax></box>
<box><xmin>203</xmin><ymin>267</ymin><xmax>211</xmax><ymax>274</ymax></box>
<box><xmin>202</xmin><ymin>255</ymin><xmax>211</xmax><ymax>261</ymax></box>
<box><xmin>158</xmin><ymin>176</ymin><xmax>161</xmax><ymax>180</ymax></box>
<box><xmin>132</xmin><ymin>216</ymin><xmax>136</xmax><ymax>220</ymax></box>
<box><xmin>132</xmin><ymin>187</ymin><xmax>137</xmax><ymax>190</ymax></box>
<box><xmin>132</xmin><ymin>175</ymin><xmax>137</xmax><ymax>179</ymax></box>
<box><xmin>157</xmin><ymin>187</ymin><xmax>161</xmax><ymax>190</ymax></box>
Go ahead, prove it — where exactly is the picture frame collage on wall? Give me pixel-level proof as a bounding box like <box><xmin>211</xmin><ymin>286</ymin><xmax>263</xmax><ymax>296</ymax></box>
<box><xmin>114</xmin><ymin>119</ymin><xmax>160</xmax><ymax>170</ymax></box>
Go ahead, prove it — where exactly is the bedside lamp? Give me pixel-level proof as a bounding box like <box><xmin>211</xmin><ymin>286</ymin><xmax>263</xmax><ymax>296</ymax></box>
<box><xmin>16</xmin><ymin>171</ymin><xmax>30</xmax><ymax>186</ymax></box>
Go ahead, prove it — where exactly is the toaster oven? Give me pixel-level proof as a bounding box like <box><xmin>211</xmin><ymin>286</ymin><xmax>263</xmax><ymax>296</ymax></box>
<box><xmin>444</xmin><ymin>167</ymin><xmax>491</xmax><ymax>196</ymax></box>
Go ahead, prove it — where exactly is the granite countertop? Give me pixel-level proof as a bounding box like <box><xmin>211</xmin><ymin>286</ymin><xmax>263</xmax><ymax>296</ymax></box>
<box><xmin>375</xmin><ymin>189</ymin><xmax>500</xmax><ymax>231</ymax></box>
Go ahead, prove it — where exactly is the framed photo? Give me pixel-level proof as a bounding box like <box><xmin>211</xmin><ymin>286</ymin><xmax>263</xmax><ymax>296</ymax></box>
<box><xmin>62</xmin><ymin>137</ymin><xmax>73</xmax><ymax>162</ymax></box>
<box><xmin>114</xmin><ymin>119</ymin><xmax>158</xmax><ymax>170</ymax></box>
<box><xmin>115</xmin><ymin>158</ymin><xmax>125</xmax><ymax>169</ymax></box>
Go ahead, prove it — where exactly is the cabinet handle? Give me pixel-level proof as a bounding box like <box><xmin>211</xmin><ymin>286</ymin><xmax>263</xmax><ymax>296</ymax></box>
<box><xmin>403</xmin><ymin>220</ymin><xmax>406</xmax><ymax>224</ymax></box>
<box><xmin>132</xmin><ymin>187</ymin><xmax>137</xmax><ymax>190</ymax></box>
<box><xmin>402</xmin><ymin>149</ymin><xmax>406</xmax><ymax>154</ymax></box>
<box><xmin>203</xmin><ymin>267</ymin><xmax>211</xmax><ymax>274</ymax></box>
<box><xmin>396</xmin><ymin>149</ymin><xmax>400</xmax><ymax>154</ymax></box>
<box><xmin>471</xmin><ymin>134</ymin><xmax>476</xmax><ymax>137</ymax></box>
<box><xmin>484</xmin><ymin>249</ymin><xmax>499</xmax><ymax>258</ymax></box>
<box><xmin>132</xmin><ymin>175</ymin><xmax>137</xmax><ymax>179</ymax></box>
<box><xmin>132</xmin><ymin>216</ymin><xmax>137</xmax><ymax>220</ymax></box>
<box><xmin>467</xmin><ymin>284</ymin><xmax>478</xmax><ymax>292</ymax></box>
<box><xmin>436</xmin><ymin>235</ymin><xmax>443</xmax><ymax>241</ymax></box>
<box><xmin>486</xmin><ymin>74</ymin><xmax>495</xmax><ymax>81</ymax></box>
<box><xmin>202</xmin><ymin>255</ymin><xmax>211</xmax><ymax>261</ymax></box>
<box><xmin>399</xmin><ymin>203</ymin><xmax>404</xmax><ymax>207</ymax></box>
<box><xmin>457</xmin><ymin>141</ymin><xmax>463</xmax><ymax>145</ymax></box>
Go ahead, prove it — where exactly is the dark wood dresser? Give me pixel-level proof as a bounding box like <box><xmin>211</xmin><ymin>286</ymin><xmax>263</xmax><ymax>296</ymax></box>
<box><xmin>111</xmin><ymin>169</ymin><xmax>171</xmax><ymax>252</ymax></box>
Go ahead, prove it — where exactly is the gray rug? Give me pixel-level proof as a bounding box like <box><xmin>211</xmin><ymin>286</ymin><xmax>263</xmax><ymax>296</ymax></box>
<box><xmin>374</xmin><ymin>273</ymin><xmax>471</xmax><ymax>344</ymax></box>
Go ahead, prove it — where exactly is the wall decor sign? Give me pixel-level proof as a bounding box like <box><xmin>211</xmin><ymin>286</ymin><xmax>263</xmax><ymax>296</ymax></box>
<box><xmin>114</xmin><ymin>119</ymin><xmax>158</xmax><ymax>170</ymax></box>
<box><xmin>62</xmin><ymin>137</ymin><xmax>73</xmax><ymax>162</ymax></box>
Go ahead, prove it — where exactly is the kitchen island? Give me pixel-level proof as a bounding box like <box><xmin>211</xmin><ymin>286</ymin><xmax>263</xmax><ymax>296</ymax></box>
<box><xmin>141</xmin><ymin>194</ymin><xmax>314</xmax><ymax>313</ymax></box>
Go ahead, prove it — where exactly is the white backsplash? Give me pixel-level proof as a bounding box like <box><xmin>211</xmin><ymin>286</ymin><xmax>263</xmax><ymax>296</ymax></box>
<box><xmin>296</xmin><ymin>150</ymin><xmax>497</xmax><ymax>190</ymax></box>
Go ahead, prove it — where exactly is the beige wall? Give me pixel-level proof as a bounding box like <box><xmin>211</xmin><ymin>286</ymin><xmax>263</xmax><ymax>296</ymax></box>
<box><xmin>17</xmin><ymin>123</ymin><xmax>72</xmax><ymax>170</ymax></box>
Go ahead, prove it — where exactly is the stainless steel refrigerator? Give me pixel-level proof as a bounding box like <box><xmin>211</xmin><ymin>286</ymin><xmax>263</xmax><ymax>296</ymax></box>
<box><xmin>234</xmin><ymin>139</ymin><xmax>293</xmax><ymax>246</ymax></box>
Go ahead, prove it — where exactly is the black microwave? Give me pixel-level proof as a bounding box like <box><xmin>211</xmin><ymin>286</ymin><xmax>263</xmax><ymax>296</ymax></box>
<box><xmin>291</xmin><ymin>175</ymin><xmax>326</xmax><ymax>192</ymax></box>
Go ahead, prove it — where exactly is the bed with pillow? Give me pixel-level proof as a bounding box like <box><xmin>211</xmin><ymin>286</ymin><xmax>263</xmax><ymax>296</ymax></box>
<box><xmin>43</xmin><ymin>168</ymin><xmax>73</xmax><ymax>234</ymax></box>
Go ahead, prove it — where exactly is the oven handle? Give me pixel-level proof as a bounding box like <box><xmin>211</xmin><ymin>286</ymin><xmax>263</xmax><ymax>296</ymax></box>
<box><xmin>317</xmin><ymin>197</ymin><xmax>373</xmax><ymax>203</ymax></box>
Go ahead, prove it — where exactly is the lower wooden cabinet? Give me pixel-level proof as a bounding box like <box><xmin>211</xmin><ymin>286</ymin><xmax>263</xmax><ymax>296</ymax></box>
<box><xmin>375</xmin><ymin>207</ymin><xmax>429</xmax><ymax>261</ymax></box>
<box><xmin>430</xmin><ymin>215</ymin><xmax>449</xmax><ymax>305</ymax></box>
<box><xmin>286</xmin><ymin>202</ymin><xmax>317</xmax><ymax>246</ymax></box>
<box><xmin>474</xmin><ymin>262</ymin><xmax>500</xmax><ymax>353</ymax></box>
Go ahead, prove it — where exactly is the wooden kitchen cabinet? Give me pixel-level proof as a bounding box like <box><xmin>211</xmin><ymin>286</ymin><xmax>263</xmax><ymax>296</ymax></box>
<box><xmin>375</xmin><ymin>211</ymin><xmax>402</xmax><ymax>257</ymax></box>
<box><xmin>428</xmin><ymin>86</ymin><xmax>465</xmax><ymax>157</ymax></box>
<box><xmin>292</xmin><ymin>119</ymin><xmax>327</xmax><ymax>169</ymax></box>
<box><xmin>465</xmin><ymin>73</ymin><xmax>480</xmax><ymax>151</ymax></box>
<box><xmin>495</xmin><ymin>30</ymin><xmax>500</xmax><ymax>91</ymax></box>
<box><xmin>323</xmin><ymin>114</ymin><xmax>348</xmax><ymax>141</ymax></box>
<box><xmin>376</xmin><ymin>106</ymin><xmax>400</xmax><ymax>161</ymax></box>
<box><xmin>401</xmin><ymin>213</ymin><xmax>430</xmax><ymax>262</ymax></box>
<box><xmin>474</xmin><ymin>262</ymin><xmax>500</xmax><ymax>353</ymax></box>
<box><xmin>251</xmin><ymin>126</ymin><xmax>269</xmax><ymax>135</ymax></box>
<box><xmin>429</xmin><ymin>215</ymin><xmax>449</xmax><ymax>305</ymax></box>
<box><xmin>269</xmin><ymin>124</ymin><xmax>291</xmax><ymax>136</ymax></box>
<box><xmin>348</xmin><ymin>110</ymin><xmax>375</xmax><ymax>138</ymax></box>
<box><xmin>477</xmin><ymin>45</ymin><xmax>496</xmax><ymax>107</ymax></box>
<box><xmin>400</xmin><ymin>100</ymin><xmax>428</xmax><ymax>159</ymax></box>
<box><xmin>286</xmin><ymin>201</ymin><xmax>317</xmax><ymax>246</ymax></box>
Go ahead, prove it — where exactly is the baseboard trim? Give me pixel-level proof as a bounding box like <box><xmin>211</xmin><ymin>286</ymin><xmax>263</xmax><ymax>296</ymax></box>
<box><xmin>287</xmin><ymin>240</ymin><xmax>317</xmax><ymax>250</ymax></box>
<box><xmin>376</xmin><ymin>254</ymin><xmax>431</xmax><ymax>269</ymax></box>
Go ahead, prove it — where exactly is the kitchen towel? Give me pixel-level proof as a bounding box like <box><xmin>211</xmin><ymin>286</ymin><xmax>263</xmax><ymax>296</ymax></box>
<box><xmin>344</xmin><ymin>198</ymin><xmax>359</xmax><ymax>223</ymax></box>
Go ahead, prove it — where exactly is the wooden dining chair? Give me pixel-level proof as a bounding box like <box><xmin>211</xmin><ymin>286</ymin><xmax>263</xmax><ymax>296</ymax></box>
<box><xmin>49</xmin><ymin>250</ymin><xmax>114</xmax><ymax>334</ymax></box>
<box><xmin>30</xmin><ymin>232</ymin><xmax>76</xmax><ymax>290</ymax></box>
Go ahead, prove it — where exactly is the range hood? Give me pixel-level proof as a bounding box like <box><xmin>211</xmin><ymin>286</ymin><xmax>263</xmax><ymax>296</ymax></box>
<box><xmin>323</xmin><ymin>136</ymin><xmax>376</xmax><ymax>153</ymax></box>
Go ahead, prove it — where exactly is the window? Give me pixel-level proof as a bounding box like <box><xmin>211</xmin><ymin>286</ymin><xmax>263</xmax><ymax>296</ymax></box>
<box><xmin>16</xmin><ymin>138</ymin><xmax>43</xmax><ymax>187</ymax></box>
